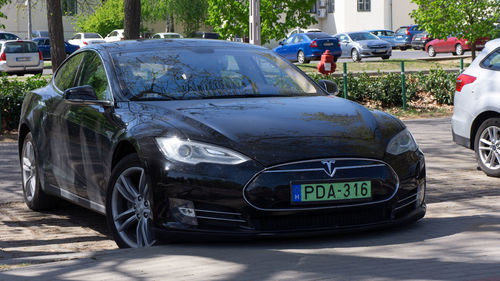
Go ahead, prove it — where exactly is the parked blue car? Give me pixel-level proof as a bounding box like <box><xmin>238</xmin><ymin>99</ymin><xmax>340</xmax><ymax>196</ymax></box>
<box><xmin>393</xmin><ymin>25</ymin><xmax>424</xmax><ymax>50</ymax></box>
<box><xmin>367</xmin><ymin>29</ymin><xmax>396</xmax><ymax>48</ymax></box>
<box><xmin>33</xmin><ymin>37</ymin><xmax>79</xmax><ymax>60</ymax></box>
<box><xmin>273</xmin><ymin>32</ymin><xmax>341</xmax><ymax>64</ymax></box>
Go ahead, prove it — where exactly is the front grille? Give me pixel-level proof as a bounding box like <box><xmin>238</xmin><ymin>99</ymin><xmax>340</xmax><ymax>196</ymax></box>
<box><xmin>253</xmin><ymin>207</ymin><xmax>388</xmax><ymax>231</ymax></box>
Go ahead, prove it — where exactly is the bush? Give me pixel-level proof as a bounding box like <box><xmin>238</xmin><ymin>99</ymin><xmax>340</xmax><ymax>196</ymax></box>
<box><xmin>311</xmin><ymin>68</ymin><xmax>457</xmax><ymax>107</ymax></box>
<box><xmin>0</xmin><ymin>75</ymin><xmax>49</xmax><ymax>132</ymax></box>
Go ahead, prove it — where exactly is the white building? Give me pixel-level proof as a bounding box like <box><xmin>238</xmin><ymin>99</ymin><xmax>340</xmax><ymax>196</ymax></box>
<box><xmin>308</xmin><ymin>0</ymin><xmax>418</xmax><ymax>34</ymax></box>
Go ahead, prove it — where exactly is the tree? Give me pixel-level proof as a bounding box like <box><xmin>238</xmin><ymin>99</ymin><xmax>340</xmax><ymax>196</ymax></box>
<box><xmin>124</xmin><ymin>0</ymin><xmax>141</xmax><ymax>39</ymax></box>
<box><xmin>46</xmin><ymin>0</ymin><xmax>66</xmax><ymax>71</ymax></box>
<box><xmin>74</xmin><ymin>0</ymin><xmax>125</xmax><ymax>37</ymax></box>
<box><xmin>411</xmin><ymin>0</ymin><xmax>500</xmax><ymax>59</ymax></box>
<box><xmin>206</xmin><ymin>0</ymin><xmax>317</xmax><ymax>44</ymax></box>
<box><xmin>0</xmin><ymin>0</ymin><xmax>10</xmax><ymax>29</ymax></box>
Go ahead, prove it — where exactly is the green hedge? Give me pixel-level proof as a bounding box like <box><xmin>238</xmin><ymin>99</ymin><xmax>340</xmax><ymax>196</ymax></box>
<box><xmin>310</xmin><ymin>68</ymin><xmax>458</xmax><ymax>107</ymax></box>
<box><xmin>0</xmin><ymin>75</ymin><xmax>49</xmax><ymax>132</ymax></box>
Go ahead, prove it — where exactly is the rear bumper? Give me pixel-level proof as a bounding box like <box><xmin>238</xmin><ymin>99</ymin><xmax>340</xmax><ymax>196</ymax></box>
<box><xmin>0</xmin><ymin>61</ymin><xmax>44</xmax><ymax>73</ymax></box>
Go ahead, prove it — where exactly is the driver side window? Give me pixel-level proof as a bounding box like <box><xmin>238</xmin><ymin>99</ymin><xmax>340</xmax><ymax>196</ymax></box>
<box><xmin>54</xmin><ymin>52</ymin><xmax>85</xmax><ymax>92</ymax></box>
<box><xmin>77</xmin><ymin>52</ymin><xmax>111</xmax><ymax>100</ymax></box>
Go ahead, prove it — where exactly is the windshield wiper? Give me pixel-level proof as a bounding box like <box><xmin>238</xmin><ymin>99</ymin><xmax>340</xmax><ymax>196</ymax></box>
<box><xmin>130</xmin><ymin>91</ymin><xmax>177</xmax><ymax>101</ymax></box>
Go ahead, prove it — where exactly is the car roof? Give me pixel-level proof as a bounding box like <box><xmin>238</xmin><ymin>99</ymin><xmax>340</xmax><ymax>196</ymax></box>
<box><xmin>82</xmin><ymin>39</ymin><xmax>266</xmax><ymax>54</ymax></box>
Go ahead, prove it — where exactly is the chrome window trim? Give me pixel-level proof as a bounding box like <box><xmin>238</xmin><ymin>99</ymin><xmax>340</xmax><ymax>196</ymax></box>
<box><xmin>242</xmin><ymin>158</ymin><xmax>400</xmax><ymax>212</ymax></box>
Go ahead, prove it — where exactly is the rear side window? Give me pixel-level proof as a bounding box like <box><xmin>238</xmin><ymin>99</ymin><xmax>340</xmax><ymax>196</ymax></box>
<box><xmin>306</xmin><ymin>32</ymin><xmax>333</xmax><ymax>39</ymax></box>
<box><xmin>4</xmin><ymin>42</ymin><xmax>38</xmax><ymax>53</ymax></box>
<box><xmin>480</xmin><ymin>48</ymin><xmax>500</xmax><ymax>71</ymax></box>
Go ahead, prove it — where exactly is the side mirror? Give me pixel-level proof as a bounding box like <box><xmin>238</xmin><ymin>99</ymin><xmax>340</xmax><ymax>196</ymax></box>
<box><xmin>318</xmin><ymin>80</ymin><xmax>339</xmax><ymax>96</ymax></box>
<box><xmin>64</xmin><ymin>85</ymin><xmax>98</xmax><ymax>101</ymax></box>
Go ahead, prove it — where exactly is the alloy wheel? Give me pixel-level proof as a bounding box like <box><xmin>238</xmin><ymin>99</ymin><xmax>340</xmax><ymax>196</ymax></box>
<box><xmin>351</xmin><ymin>49</ymin><xmax>360</xmax><ymax>62</ymax></box>
<box><xmin>428</xmin><ymin>46</ymin><xmax>436</xmax><ymax>57</ymax></box>
<box><xmin>456</xmin><ymin>44</ymin><xmax>464</xmax><ymax>56</ymax></box>
<box><xmin>22</xmin><ymin>139</ymin><xmax>36</xmax><ymax>203</ymax></box>
<box><xmin>297</xmin><ymin>51</ymin><xmax>305</xmax><ymax>64</ymax></box>
<box><xmin>111</xmin><ymin>166</ymin><xmax>155</xmax><ymax>248</ymax></box>
<box><xmin>478</xmin><ymin>126</ymin><xmax>500</xmax><ymax>170</ymax></box>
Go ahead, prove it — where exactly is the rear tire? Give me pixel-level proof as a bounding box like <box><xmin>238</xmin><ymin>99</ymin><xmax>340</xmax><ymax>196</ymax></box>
<box><xmin>427</xmin><ymin>46</ymin><xmax>436</xmax><ymax>57</ymax></box>
<box><xmin>455</xmin><ymin>44</ymin><xmax>464</xmax><ymax>56</ymax></box>
<box><xmin>106</xmin><ymin>153</ymin><xmax>157</xmax><ymax>248</ymax></box>
<box><xmin>381</xmin><ymin>55</ymin><xmax>390</xmax><ymax>60</ymax></box>
<box><xmin>475</xmin><ymin>118</ymin><xmax>500</xmax><ymax>177</ymax></box>
<box><xmin>297</xmin><ymin>51</ymin><xmax>309</xmax><ymax>64</ymax></box>
<box><xmin>21</xmin><ymin>132</ymin><xmax>55</xmax><ymax>211</ymax></box>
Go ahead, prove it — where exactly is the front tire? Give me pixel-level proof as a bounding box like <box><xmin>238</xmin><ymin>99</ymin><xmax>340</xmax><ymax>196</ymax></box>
<box><xmin>106</xmin><ymin>153</ymin><xmax>156</xmax><ymax>248</ymax></box>
<box><xmin>455</xmin><ymin>44</ymin><xmax>464</xmax><ymax>56</ymax></box>
<box><xmin>297</xmin><ymin>51</ymin><xmax>309</xmax><ymax>64</ymax></box>
<box><xmin>351</xmin><ymin>49</ymin><xmax>361</xmax><ymax>62</ymax></box>
<box><xmin>21</xmin><ymin>132</ymin><xmax>54</xmax><ymax>210</ymax></box>
<box><xmin>475</xmin><ymin>118</ymin><xmax>500</xmax><ymax>177</ymax></box>
<box><xmin>427</xmin><ymin>46</ymin><xmax>436</xmax><ymax>57</ymax></box>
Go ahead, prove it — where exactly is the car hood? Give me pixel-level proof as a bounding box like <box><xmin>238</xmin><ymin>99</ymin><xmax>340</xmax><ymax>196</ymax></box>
<box><xmin>129</xmin><ymin>96</ymin><xmax>402</xmax><ymax>166</ymax></box>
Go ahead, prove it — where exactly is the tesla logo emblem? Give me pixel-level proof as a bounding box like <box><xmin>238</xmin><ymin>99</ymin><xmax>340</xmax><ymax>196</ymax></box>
<box><xmin>321</xmin><ymin>160</ymin><xmax>336</xmax><ymax>177</ymax></box>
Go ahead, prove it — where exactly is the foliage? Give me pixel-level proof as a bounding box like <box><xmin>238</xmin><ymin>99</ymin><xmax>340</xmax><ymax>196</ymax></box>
<box><xmin>0</xmin><ymin>0</ymin><xmax>10</xmax><ymax>29</ymax></box>
<box><xmin>410</xmin><ymin>0</ymin><xmax>500</xmax><ymax>59</ymax></box>
<box><xmin>74</xmin><ymin>0</ymin><xmax>124</xmax><ymax>36</ymax></box>
<box><xmin>0</xmin><ymin>75</ymin><xmax>49</xmax><ymax>132</ymax></box>
<box><xmin>206</xmin><ymin>0</ymin><xmax>317</xmax><ymax>43</ymax></box>
<box><xmin>159</xmin><ymin>0</ymin><xmax>208</xmax><ymax>36</ymax></box>
<box><xmin>310</xmin><ymin>68</ymin><xmax>457</xmax><ymax>107</ymax></box>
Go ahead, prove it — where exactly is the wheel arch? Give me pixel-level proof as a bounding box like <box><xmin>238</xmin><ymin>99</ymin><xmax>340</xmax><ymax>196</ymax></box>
<box><xmin>111</xmin><ymin>140</ymin><xmax>138</xmax><ymax>172</ymax></box>
<box><xmin>18</xmin><ymin>123</ymin><xmax>31</xmax><ymax>158</ymax></box>
<box><xmin>470</xmin><ymin>111</ymin><xmax>500</xmax><ymax>150</ymax></box>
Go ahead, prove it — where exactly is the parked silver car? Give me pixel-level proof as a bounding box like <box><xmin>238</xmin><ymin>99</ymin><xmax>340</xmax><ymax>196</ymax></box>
<box><xmin>333</xmin><ymin>31</ymin><xmax>392</xmax><ymax>62</ymax></box>
<box><xmin>452</xmin><ymin>38</ymin><xmax>500</xmax><ymax>176</ymax></box>
<box><xmin>0</xmin><ymin>40</ymin><xmax>43</xmax><ymax>75</ymax></box>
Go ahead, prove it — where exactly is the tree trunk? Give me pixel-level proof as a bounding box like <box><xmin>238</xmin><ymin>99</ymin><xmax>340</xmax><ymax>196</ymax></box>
<box><xmin>166</xmin><ymin>13</ymin><xmax>174</xmax><ymax>32</ymax></box>
<box><xmin>46</xmin><ymin>0</ymin><xmax>66</xmax><ymax>72</ymax></box>
<box><xmin>471</xmin><ymin>43</ymin><xmax>476</xmax><ymax>60</ymax></box>
<box><xmin>124</xmin><ymin>0</ymin><xmax>141</xmax><ymax>39</ymax></box>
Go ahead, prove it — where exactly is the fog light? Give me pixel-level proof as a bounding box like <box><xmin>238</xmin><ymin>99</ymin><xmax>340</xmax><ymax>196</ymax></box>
<box><xmin>416</xmin><ymin>181</ymin><xmax>426</xmax><ymax>207</ymax></box>
<box><xmin>169</xmin><ymin>198</ymin><xmax>198</xmax><ymax>226</ymax></box>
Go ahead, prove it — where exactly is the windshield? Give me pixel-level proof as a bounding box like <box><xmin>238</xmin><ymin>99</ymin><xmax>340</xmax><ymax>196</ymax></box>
<box><xmin>85</xmin><ymin>33</ymin><xmax>102</xmax><ymax>39</ymax></box>
<box><xmin>111</xmin><ymin>47</ymin><xmax>322</xmax><ymax>100</ymax></box>
<box><xmin>306</xmin><ymin>32</ymin><xmax>334</xmax><ymax>40</ymax></box>
<box><xmin>395</xmin><ymin>27</ymin><xmax>408</xmax><ymax>35</ymax></box>
<box><xmin>349</xmin><ymin>32</ymin><xmax>379</xmax><ymax>41</ymax></box>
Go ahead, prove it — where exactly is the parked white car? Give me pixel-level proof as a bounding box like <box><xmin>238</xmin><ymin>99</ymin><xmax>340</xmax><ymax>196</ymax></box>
<box><xmin>0</xmin><ymin>40</ymin><xmax>43</xmax><ymax>75</ymax></box>
<box><xmin>68</xmin><ymin>33</ymin><xmax>105</xmax><ymax>47</ymax></box>
<box><xmin>152</xmin><ymin>32</ymin><xmax>183</xmax><ymax>39</ymax></box>
<box><xmin>105</xmin><ymin>29</ymin><xmax>124</xmax><ymax>42</ymax></box>
<box><xmin>452</xmin><ymin>38</ymin><xmax>500</xmax><ymax>176</ymax></box>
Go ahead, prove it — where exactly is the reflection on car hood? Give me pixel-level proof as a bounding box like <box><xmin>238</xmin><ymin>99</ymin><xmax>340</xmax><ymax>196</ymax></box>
<box><xmin>130</xmin><ymin>96</ymin><xmax>394</xmax><ymax>166</ymax></box>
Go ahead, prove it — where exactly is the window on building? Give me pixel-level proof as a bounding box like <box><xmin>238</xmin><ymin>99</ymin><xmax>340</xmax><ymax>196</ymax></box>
<box><xmin>308</xmin><ymin>1</ymin><xmax>317</xmax><ymax>14</ymax></box>
<box><xmin>62</xmin><ymin>0</ymin><xmax>77</xmax><ymax>16</ymax></box>
<box><xmin>357</xmin><ymin>0</ymin><xmax>370</xmax><ymax>12</ymax></box>
<box><xmin>327</xmin><ymin>0</ymin><xmax>334</xmax><ymax>13</ymax></box>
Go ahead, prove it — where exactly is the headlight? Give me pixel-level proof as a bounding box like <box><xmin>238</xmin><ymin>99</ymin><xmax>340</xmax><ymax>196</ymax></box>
<box><xmin>361</xmin><ymin>44</ymin><xmax>368</xmax><ymax>49</ymax></box>
<box><xmin>386</xmin><ymin>129</ymin><xmax>418</xmax><ymax>155</ymax></box>
<box><xmin>155</xmin><ymin>137</ymin><xmax>250</xmax><ymax>165</ymax></box>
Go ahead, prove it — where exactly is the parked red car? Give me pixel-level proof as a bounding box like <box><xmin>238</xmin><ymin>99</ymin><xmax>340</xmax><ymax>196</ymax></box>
<box><xmin>425</xmin><ymin>37</ymin><xmax>487</xmax><ymax>57</ymax></box>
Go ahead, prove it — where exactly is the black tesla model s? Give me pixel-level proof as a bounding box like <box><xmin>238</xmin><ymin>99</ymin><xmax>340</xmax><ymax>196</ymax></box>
<box><xmin>18</xmin><ymin>39</ymin><xmax>426</xmax><ymax>248</ymax></box>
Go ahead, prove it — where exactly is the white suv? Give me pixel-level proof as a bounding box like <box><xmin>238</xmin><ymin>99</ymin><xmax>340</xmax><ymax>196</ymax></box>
<box><xmin>452</xmin><ymin>38</ymin><xmax>500</xmax><ymax>176</ymax></box>
<box><xmin>0</xmin><ymin>40</ymin><xmax>44</xmax><ymax>75</ymax></box>
<box><xmin>104</xmin><ymin>29</ymin><xmax>124</xmax><ymax>42</ymax></box>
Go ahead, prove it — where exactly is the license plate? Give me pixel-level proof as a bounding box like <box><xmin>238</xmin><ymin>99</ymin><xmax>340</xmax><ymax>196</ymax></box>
<box><xmin>291</xmin><ymin>180</ymin><xmax>371</xmax><ymax>204</ymax></box>
<box><xmin>16</xmin><ymin>57</ymin><xmax>31</xmax><ymax>62</ymax></box>
<box><xmin>323</xmin><ymin>42</ymin><xmax>334</xmax><ymax>46</ymax></box>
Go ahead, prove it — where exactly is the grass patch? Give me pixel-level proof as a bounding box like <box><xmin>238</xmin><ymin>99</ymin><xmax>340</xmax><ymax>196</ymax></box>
<box><xmin>298</xmin><ymin>58</ymin><xmax>471</xmax><ymax>74</ymax></box>
<box><xmin>0</xmin><ymin>263</ymin><xmax>32</xmax><ymax>271</ymax></box>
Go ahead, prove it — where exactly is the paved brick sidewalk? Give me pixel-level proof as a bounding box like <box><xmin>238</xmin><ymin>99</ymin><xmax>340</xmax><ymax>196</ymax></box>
<box><xmin>1</xmin><ymin>195</ymin><xmax>500</xmax><ymax>280</ymax></box>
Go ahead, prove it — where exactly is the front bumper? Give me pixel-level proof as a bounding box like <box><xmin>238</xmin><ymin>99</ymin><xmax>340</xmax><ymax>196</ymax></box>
<box><xmin>147</xmin><ymin>151</ymin><xmax>426</xmax><ymax>241</ymax></box>
<box><xmin>359</xmin><ymin>48</ymin><xmax>391</xmax><ymax>58</ymax></box>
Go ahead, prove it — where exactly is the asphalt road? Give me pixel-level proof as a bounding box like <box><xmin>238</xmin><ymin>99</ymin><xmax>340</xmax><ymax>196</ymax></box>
<box><xmin>1</xmin><ymin>118</ymin><xmax>500</xmax><ymax>280</ymax></box>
